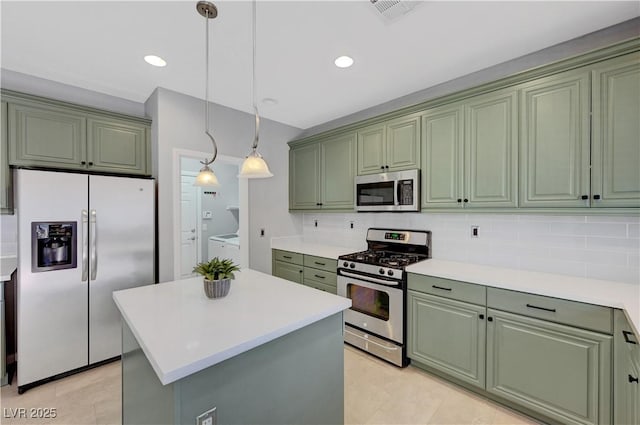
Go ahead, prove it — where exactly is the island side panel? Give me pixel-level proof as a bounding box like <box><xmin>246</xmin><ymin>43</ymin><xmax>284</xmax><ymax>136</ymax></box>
<box><xmin>176</xmin><ymin>312</ymin><xmax>345</xmax><ymax>425</ymax></box>
<box><xmin>122</xmin><ymin>322</ymin><xmax>177</xmax><ymax>425</ymax></box>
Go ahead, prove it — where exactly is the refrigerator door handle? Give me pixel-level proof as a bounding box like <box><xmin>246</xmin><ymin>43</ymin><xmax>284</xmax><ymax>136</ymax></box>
<box><xmin>90</xmin><ymin>209</ymin><xmax>98</xmax><ymax>280</ymax></box>
<box><xmin>81</xmin><ymin>210</ymin><xmax>89</xmax><ymax>281</ymax></box>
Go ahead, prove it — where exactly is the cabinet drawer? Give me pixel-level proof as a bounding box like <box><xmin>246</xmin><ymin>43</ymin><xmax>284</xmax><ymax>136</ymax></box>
<box><xmin>487</xmin><ymin>287</ymin><xmax>612</xmax><ymax>334</ymax></box>
<box><xmin>273</xmin><ymin>249</ymin><xmax>303</xmax><ymax>265</ymax></box>
<box><xmin>408</xmin><ymin>273</ymin><xmax>486</xmax><ymax>306</ymax></box>
<box><xmin>303</xmin><ymin>267</ymin><xmax>337</xmax><ymax>286</ymax></box>
<box><xmin>303</xmin><ymin>255</ymin><xmax>337</xmax><ymax>273</ymax></box>
<box><xmin>304</xmin><ymin>279</ymin><xmax>337</xmax><ymax>295</ymax></box>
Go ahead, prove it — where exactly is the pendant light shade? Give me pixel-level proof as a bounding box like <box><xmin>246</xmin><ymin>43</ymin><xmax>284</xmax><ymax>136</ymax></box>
<box><xmin>194</xmin><ymin>1</ymin><xmax>220</xmax><ymax>187</ymax></box>
<box><xmin>239</xmin><ymin>0</ymin><xmax>273</xmax><ymax>179</ymax></box>
<box><xmin>239</xmin><ymin>150</ymin><xmax>273</xmax><ymax>179</ymax></box>
<box><xmin>194</xmin><ymin>164</ymin><xmax>220</xmax><ymax>186</ymax></box>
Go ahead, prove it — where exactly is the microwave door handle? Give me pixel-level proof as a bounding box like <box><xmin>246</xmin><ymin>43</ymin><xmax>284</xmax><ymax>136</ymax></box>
<box><xmin>81</xmin><ymin>210</ymin><xmax>89</xmax><ymax>281</ymax></box>
<box><xmin>394</xmin><ymin>181</ymin><xmax>400</xmax><ymax>206</ymax></box>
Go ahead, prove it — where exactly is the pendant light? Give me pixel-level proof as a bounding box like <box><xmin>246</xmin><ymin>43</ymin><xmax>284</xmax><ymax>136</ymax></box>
<box><xmin>239</xmin><ymin>0</ymin><xmax>273</xmax><ymax>179</ymax></box>
<box><xmin>194</xmin><ymin>1</ymin><xmax>220</xmax><ymax>187</ymax></box>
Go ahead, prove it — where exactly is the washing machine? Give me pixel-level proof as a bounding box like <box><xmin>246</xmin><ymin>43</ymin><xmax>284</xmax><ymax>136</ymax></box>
<box><xmin>208</xmin><ymin>233</ymin><xmax>240</xmax><ymax>264</ymax></box>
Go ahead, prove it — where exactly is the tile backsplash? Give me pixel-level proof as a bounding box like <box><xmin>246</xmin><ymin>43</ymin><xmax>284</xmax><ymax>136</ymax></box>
<box><xmin>301</xmin><ymin>213</ymin><xmax>640</xmax><ymax>285</ymax></box>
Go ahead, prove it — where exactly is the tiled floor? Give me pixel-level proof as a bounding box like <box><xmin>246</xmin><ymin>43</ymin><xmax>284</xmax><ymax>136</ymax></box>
<box><xmin>1</xmin><ymin>347</ymin><xmax>539</xmax><ymax>425</ymax></box>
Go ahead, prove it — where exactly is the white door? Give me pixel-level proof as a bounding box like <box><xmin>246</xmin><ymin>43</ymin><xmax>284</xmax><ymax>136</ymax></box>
<box><xmin>180</xmin><ymin>174</ymin><xmax>199</xmax><ymax>277</ymax></box>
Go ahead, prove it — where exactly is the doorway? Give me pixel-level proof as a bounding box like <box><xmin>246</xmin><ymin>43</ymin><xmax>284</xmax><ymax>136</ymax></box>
<box><xmin>172</xmin><ymin>149</ymin><xmax>248</xmax><ymax>280</ymax></box>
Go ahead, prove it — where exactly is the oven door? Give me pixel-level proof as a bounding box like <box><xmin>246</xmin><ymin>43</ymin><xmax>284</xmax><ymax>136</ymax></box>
<box><xmin>337</xmin><ymin>270</ymin><xmax>404</xmax><ymax>344</ymax></box>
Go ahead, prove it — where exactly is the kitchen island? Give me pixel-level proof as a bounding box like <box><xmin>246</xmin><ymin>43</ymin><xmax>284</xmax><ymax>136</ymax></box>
<box><xmin>113</xmin><ymin>269</ymin><xmax>351</xmax><ymax>425</ymax></box>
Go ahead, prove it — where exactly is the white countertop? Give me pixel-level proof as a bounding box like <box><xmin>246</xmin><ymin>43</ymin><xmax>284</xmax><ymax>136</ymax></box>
<box><xmin>1</xmin><ymin>256</ymin><xmax>17</xmax><ymax>281</ymax></box>
<box><xmin>271</xmin><ymin>237</ymin><xmax>363</xmax><ymax>260</ymax></box>
<box><xmin>113</xmin><ymin>268</ymin><xmax>351</xmax><ymax>385</ymax></box>
<box><xmin>407</xmin><ymin>259</ymin><xmax>640</xmax><ymax>337</ymax></box>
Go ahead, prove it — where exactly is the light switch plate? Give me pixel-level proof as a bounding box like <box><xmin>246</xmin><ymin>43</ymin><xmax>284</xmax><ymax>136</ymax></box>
<box><xmin>196</xmin><ymin>406</ymin><xmax>216</xmax><ymax>425</ymax></box>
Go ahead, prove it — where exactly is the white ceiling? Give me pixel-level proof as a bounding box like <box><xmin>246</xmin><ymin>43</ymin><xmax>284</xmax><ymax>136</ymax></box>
<box><xmin>2</xmin><ymin>1</ymin><xmax>638</xmax><ymax>129</ymax></box>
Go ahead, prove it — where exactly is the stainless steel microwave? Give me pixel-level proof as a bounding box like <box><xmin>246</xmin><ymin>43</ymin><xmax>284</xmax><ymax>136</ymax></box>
<box><xmin>355</xmin><ymin>169</ymin><xmax>420</xmax><ymax>212</ymax></box>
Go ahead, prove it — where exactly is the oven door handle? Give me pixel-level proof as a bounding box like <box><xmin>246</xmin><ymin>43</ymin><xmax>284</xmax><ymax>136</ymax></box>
<box><xmin>338</xmin><ymin>270</ymin><xmax>401</xmax><ymax>287</ymax></box>
<box><xmin>344</xmin><ymin>328</ymin><xmax>399</xmax><ymax>351</ymax></box>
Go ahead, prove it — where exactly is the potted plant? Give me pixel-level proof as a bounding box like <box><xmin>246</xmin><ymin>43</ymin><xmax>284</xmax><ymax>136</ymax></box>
<box><xmin>193</xmin><ymin>257</ymin><xmax>240</xmax><ymax>299</ymax></box>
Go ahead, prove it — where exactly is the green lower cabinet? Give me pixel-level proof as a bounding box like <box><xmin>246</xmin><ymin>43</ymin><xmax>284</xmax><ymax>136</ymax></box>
<box><xmin>272</xmin><ymin>260</ymin><xmax>303</xmax><ymax>284</ymax></box>
<box><xmin>407</xmin><ymin>290</ymin><xmax>486</xmax><ymax>389</ymax></box>
<box><xmin>486</xmin><ymin>308</ymin><xmax>612</xmax><ymax>425</ymax></box>
<box><xmin>613</xmin><ymin>310</ymin><xmax>640</xmax><ymax>425</ymax></box>
<box><xmin>304</xmin><ymin>278</ymin><xmax>337</xmax><ymax>295</ymax></box>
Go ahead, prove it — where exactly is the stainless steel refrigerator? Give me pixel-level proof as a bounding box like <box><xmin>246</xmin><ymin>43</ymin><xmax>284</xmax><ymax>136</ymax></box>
<box><xmin>15</xmin><ymin>169</ymin><xmax>155</xmax><ymax>392</ymax></box>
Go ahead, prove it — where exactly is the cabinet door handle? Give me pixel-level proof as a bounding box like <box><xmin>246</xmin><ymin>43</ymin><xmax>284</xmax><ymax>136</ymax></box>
<box><xmin>385</xmin><ymin>165</ymin><xmax>389</xmax><ymax>169</ymax></box>
<box><xmin>463</xmin><ymin>199</ymin><xmax>469</xmax><ymax>203</ymax></box>
<box><xmin>282</xmin><ymin>255</ymin><xmax>292</xmax><ymax>259</ymax></box>
<box><xmin>314</xmin><ymin>262</ymin><xmax>326</xmax><ymax>266</ymax></box>
<box><xmin>593</xmin><ymin>194</ymin><xmax>601</xmax><ymax>200</ymax></box>
<box><xmin>81</xmin><ymin>161</ymin><xmax>87</xmax><ymax>165</ymax></box>
<box><xmin>314</xmin><ymin>274</ymin><xmax>326</xmax><ymax>279</ymax></box>
<box><xmin>526</xmin><ymin>303</ymin><xmax>556</xmax><ymax>313</ymax></box>
<box><xmin>487</xmin><ymin>317</ymin><xmax>493</xmax><ymax>322</ymax></box>
<box><xmin>88</xmin><ymin>162</ymin><xmax>94</xmax><ymax>166</ymax></box>
<box><xmin>380</xmin><ymin>166</ymin><xmax>385</xmax><ymax>170</ymax></box>
<box><xmin>479</xmin><ymin>314</ymin><xmax>485</xmax><ymax>320</ymax></box>
<box><xmin>432</xmin><ymin>285</ymin><xmax>452</xmax><ymax>291</ymax></box>
<box><xmin>580</xmin><ymin>195</ymin><xmax>589</xmax><ymax>200</ymax></box>
<box><xmin>623</xmin><ymin>330</ymin><xmax>637</xmax><ymax>344</ymax></box>
<box><xmin>629</xmin><ymin>375</ymin><xmax>639</xmax><ymax>384</ymax></box>
<box><xmin>457</xmin><ymin>199</ymin><xmax>462</xmax><ymax>203</ymax></box>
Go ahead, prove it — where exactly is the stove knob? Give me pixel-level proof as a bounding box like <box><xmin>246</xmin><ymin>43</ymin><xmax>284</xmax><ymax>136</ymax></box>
<box><xmin>349</xmin><ymin>263</ymin><xmax>355</xmax><ymax>269</ymax></box>
<box><xmin>387</xmin><ymin>270</ymin><xmax>394</xmax><ymax>277</ymax></box>
<box><xmin>343</xmin><ymin>261</ymin><xmax>349</xmax><ymax>268</ymax></box>
<box><xmin>379</xmin><ymin>268</ymin><xmax>385</xmax><ymax>275</ymax></box>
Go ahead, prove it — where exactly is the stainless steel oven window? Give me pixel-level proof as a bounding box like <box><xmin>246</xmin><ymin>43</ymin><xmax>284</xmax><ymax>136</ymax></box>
<box><xmin>347</xmin><ymin>283</ymin><xmax>390</xmax><ymax>321</ymax></box>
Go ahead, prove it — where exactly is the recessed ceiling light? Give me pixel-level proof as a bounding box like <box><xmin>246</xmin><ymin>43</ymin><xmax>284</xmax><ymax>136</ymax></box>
<box><xmin>144</xmin><ymin>55</ymin><xmax>167</xmax><ymax>67</ymax></box>
<box><xmin>262</xmin><ymin>98</ymin><xmax>278</xmax><ymax>105</ymax></box>
<box><xmin>334</xmin><ymin>55</ymin><xmax>354</xmax><ymax>68</ymax></box>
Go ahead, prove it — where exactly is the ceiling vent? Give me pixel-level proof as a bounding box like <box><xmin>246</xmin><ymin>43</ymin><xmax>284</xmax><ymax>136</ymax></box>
<box><xmin>369</xmin><ymin>0</ymin><xmax>420</xmax><ymax>22</ymax></box>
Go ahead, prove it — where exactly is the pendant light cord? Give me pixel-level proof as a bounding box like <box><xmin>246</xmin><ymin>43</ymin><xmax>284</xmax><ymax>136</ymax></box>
<box><xmin>251</xmin><ymin>0</ymin><xmax>260</xmax><ymax>151</ymax></box>
<box><xmin>202</xmin><ymin>7</ymin><xmax>218</xmax><ymax>166</ymax></box>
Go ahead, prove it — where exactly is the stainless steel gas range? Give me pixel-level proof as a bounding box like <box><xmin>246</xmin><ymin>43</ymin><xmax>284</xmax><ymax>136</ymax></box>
<box><xmin>337</xmin><ymin>228</ymin><xmax>431</xmax><ymax>367</ymax></box>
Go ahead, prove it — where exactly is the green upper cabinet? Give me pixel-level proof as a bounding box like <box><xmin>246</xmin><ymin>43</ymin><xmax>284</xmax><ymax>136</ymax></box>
<box><xmin>9</xmin><ymin>102</ymin><xmax>87</xmax><ymax>170</ymax></box>
<box><xmin>421</xmin><ymin>103</ymin><xmax>464</xmax><ymax>208</ymax></box>
<box><xmin>357</xmin><ymin>114</ymin><xmax>420</xmax><ymax>175</ymax></box>
<box><xmin>87</xmin><ymin>117</ymin><xmax>148</xmax><ymax>175</ymax></box>
<box><xmin>422</xmin><ymin>88</ymin><xmax>517</xmax><ymax>209</ymax></box>
<box><xmin>1</xmin><ymin>101</ymin><xmax>12</xmax><ymax>214</ymax></box>
<box><xmin>357</xmin><ymin>124</ymin><xmax>386</xmax><ymax>175</ymax></box>
<box><xmin>289</xmin><ymin>143</ymin><xmax>320</xmax><ymax>210</ymax></box>
<box><xmin>519</xmin><ymin>68</ymin><xmax>591</xmax><ymax>208</ymax></box>
<box><xmin>591</xmin><ymin>52</ymin><xmax>640</xmax><ymax>208</ymax></box>
<box><xmin>290</xmin><ymin>132</ymin><xmax>356</xmax><ymax>210</ymax></box>
<box><xmin>5</xmin><ymin>91</ymin><xmax>151</xmax><ymax>176</ymax></box>
<box><xmin>465</xmin><ymin>88</ymin><xmax>518</xmax><ymax>208</ymax></box>
<box><xmin>320</xmin><ymin>132</ymin><xmax>357</xmax><ymax>209</ymax></box>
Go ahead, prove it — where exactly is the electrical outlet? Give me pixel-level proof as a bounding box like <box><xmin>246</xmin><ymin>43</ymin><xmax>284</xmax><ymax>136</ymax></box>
<box><xmin>196</xmin><ymin>407</ymin><xmax>217</xmax><ymax>425</ymax></box>
<box><xmin>471</xmin><ymin>225</ymin><xmax>479</xmax><ymax>238</ymax></box>
<box><xmin>349</xmin><ymin>221</ymin><xmax>354</xmax><ymax>229</ymax></box>
<box><xmin>260</xmin><ymin>228</ymin><xmax>265</xmax><ymax>237</ymax></box>
<box><xmin>314</xmin><ymin>220</ymin><xmax>318</xmax><ymax>228</ymax></box>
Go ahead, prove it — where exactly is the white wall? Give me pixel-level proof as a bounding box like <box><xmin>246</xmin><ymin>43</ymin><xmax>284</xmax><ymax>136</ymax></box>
<box><xmin>146</xmin><ymin>87</ymin><xmax>302</xmax><ymax>282</ymax></box>
<box><xmin>300</xmin><ymin>212</ymin><xmax>640</xmax><ymax>285</ymax></box>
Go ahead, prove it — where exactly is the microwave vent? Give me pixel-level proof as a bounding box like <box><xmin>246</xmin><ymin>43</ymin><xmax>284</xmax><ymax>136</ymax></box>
<box><xmin>369</xmin><ymin>0</ymin><xmax>419</xmax><ymax>22</ymax></box>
